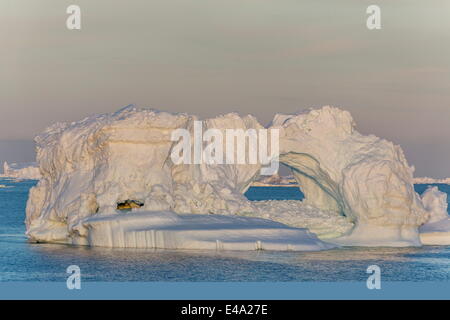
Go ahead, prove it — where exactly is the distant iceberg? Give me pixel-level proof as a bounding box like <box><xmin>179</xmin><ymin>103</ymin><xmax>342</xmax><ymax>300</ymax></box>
<box><xmin>419</xmin><ymin>186</ymin><xmax>450</xmax><ymax>245</ymax></box>
<box><xmin>252</xmin><ymin>174</ymin><xmax>298</xmax><ymax>187</ymax></box>
<box><xmin>1</xmin><ymin>161</ymin><xmax>41</xmax><ymax>180</ymax></box>
<box><xmin>24</xmin><ymin>105</ymin><xmax>449</xmax><ymax>249</ymax></box>
<box><xmin>414</xmin><ymin>177</ymin><xmax>450</xmax><ymax>184</ymax></box>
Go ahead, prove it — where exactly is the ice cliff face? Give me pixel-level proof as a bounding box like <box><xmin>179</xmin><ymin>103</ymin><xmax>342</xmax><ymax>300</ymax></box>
<box><xmin>26</xmin><ymin>105</ymin><xmax>434</xmax><ymax>248</ymax></box>
<box><xmin>26</xmin><ymin>106</ymin><xmax>193</xmax><ymax>242</ymax></box>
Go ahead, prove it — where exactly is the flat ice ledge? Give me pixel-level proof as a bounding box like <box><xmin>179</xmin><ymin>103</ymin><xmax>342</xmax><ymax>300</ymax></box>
<box><xmin>419</xmin><ymin>218</ymin><xmax>450</xmax><ymax>245</ymax></box>
<box><xmin>329</xmin><ymin>224</ymin><xmax>422</xmax><ymax>247</ymax></box>
<box><xmin>72</xmin><ymin>211</ymin><xmax>336</xmax><ymax>251</ymax></box>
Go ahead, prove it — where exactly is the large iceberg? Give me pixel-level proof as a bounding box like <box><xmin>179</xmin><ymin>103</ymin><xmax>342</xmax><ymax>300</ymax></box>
<box><xmin>26</xmin><ymin>105</ymin><xmax>444</xmax><ymax>249</ymax></box>
<box><xmin>25</xmin><ymin>106</ymin><xmax>331</xmax><ymax>250</ymax></box>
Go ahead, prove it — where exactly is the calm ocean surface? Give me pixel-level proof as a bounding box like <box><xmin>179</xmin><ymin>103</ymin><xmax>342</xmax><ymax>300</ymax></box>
<box><xmin>0</xmin><ymin>178</ymin><xmax>449</xmax><ymax>282</ymax></box>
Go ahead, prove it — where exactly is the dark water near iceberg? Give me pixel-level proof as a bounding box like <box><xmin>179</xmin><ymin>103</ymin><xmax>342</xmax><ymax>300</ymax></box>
<box><xmin>0</xmin><ymin>178</ymin><xmax>449</xmax><ymax>282</ymax></box>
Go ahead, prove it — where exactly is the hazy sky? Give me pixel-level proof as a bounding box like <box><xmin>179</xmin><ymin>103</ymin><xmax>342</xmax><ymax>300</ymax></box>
<box><xmin>1</xmin><ymin>0</ymin><xmax>449</xmax><ymax>177</ymax></box>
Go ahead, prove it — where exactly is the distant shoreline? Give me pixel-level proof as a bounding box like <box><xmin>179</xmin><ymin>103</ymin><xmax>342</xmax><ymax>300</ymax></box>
<box><xmin>251</xmin><ymin>182</ymin><xmax>450</xmax><ymax>187</ymax></box>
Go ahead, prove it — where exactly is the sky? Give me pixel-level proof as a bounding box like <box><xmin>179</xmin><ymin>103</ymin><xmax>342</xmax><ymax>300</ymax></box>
<box><xmin>1</xmin><ymin>0</ymin><xmax>449</xmax><ymax>177</ymax></box>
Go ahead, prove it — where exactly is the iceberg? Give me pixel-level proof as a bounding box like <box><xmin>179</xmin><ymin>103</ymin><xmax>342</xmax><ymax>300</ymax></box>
<box><xmin>26</xmin><ymin>105</ymin><xmax>445</xmax><ymax>249</ymax></box>
<box><xmin>414</xmin><ymin>177</ymin><xmax>450</xmax><ymax>184</ymax></box>
<box><xmin>1</xmin><ymin>161</ymin><xmax>41</xmax><ymax>180</ymax></box>
<box><xmin>419</xmin><ymin>186</ymin><xmax>450</xmax><ymax>245</ymax></box>
<box><xmin>252</xmin><ymin>174</ymin><xmax>298</xmax><ymax>186</ymax></box>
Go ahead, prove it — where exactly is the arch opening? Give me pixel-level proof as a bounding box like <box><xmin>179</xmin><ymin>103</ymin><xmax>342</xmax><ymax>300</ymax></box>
<box><xmin>279</xmin><ymin>152</ymin><xmax>347</xmax><ymax>218</ymax></box>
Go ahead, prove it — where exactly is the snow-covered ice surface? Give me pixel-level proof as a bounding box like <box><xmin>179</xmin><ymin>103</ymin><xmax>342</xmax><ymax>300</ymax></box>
<box><xmin>245</xmin><ymin>200</ymin><xmax>353</xmax><ymax>239</ymax></box>
<box><xmin>419</xmin><ymin>186</ymin><xmax>450</xmax><ymax>245</ymax></box>
<box><xmin>26</xmin><ymin>105</ymin><xmax>445</xmax><ymax>249</ymax></box>
<box><xmin>1</xmin><ymin>162</ymin><xmax>41</xmax><ymax>180</ymax></box>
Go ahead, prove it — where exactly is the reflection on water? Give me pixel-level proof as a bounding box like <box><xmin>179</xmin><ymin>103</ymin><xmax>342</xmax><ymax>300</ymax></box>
<box><xmin>1</xmin><ymin>239</ymin><xmax>446</xmax><ymax>282</ymax></box>
<box><xmin>0</xmin><ymin>179</ymin><xmax>449</xmax><ymax>282</ymax></box>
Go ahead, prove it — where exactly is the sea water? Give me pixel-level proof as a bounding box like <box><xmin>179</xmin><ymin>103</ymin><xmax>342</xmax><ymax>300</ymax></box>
<box><xmin>0</xmin><ymin>178</ymin><xmax>449</xmax><ymax>282</ymax></box>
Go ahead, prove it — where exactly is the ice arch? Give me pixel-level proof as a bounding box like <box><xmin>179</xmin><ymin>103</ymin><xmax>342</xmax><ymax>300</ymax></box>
<box><xmin>271</xmin><ymin>106</ymin><xmax>428</xmax><ymax>246</ymax></box>
<box><xmin>25</xmin><ymin>105</ymin><xmax>430</xmax><ymax>247</ymax></box>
